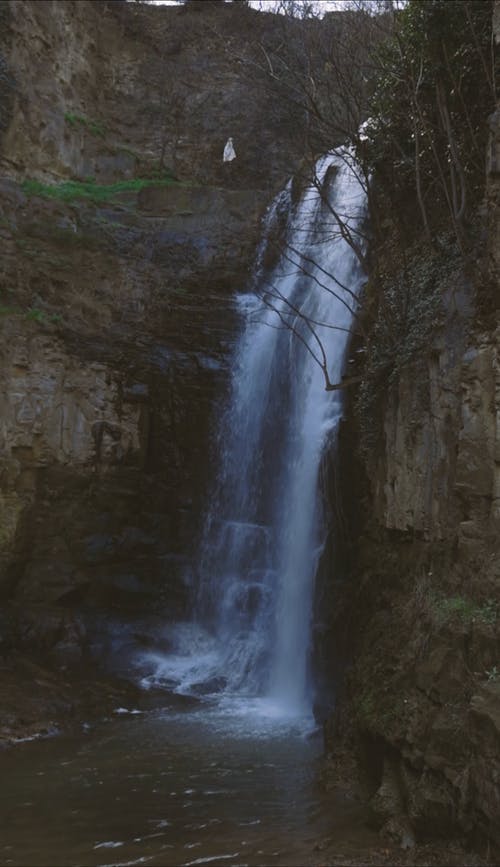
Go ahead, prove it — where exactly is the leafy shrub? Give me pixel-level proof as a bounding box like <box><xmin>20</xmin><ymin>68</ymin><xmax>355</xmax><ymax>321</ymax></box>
<box><xmin>359</xmin><ymin>0</ymin><xmax>494</xmax><ymax>246</ymax></box>
<box><xmin>356</xmin><ymin>234</ymin><xmax>459</xmax><ymax>456</ymax></box>
<box><xmin>26</xmin><ymin>307</ymin><xmax>46</xmax><ymax>323</ymax></box>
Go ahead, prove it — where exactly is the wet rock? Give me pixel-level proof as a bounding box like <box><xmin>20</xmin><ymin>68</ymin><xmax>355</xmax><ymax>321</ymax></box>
<box><xmin>0</xmin><ymin>654</ymin><xmax>143</xmax><ymax>748</ymax></box>
<box><xmin>122</xmin><ymin>383</ymin><xmax>149</xmax><ymax>403</ymax></box>
<box><xmin>15</xmin><ymin>605</ymin><xmax>85</xmax><ymax>655</ymax></box>
<box><xmin>469</xmin><ymin>682</ymin><xmax>500</xmax><ymax>737</ymax></box>
<box><xmin>141</xmin><ymin>689</ymin><xmax>203</xmax><ymax>711</ymax></box>
<box><xmin>369</xmin><ymin>758</ymin><xmax>405</xmax><ymax>827</ymax></box>
<box><xmin>380</xmin><ymin>816</ymin><xmax>416</xmax><ymax>850</ymax></box>
<box><xmin>190</xmin><ymin>676</ymin><xmax>227</xmax><ymax>695</ymax></box>
<box><xmin>116</xmin><ymin>527</ymin><xmax>157</xmax><ymax>555</ymax></box>
<box><xmin>81</xmin><ymin>534</ymin><xmax>117</xmax><ymax>564</ymax></box>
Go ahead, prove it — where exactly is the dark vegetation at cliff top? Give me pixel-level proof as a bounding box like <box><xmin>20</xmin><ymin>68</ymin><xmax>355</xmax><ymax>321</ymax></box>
<box><xmin>237</xmin><ymin>0</ymin><xmax>494</xmax><ymax>456</ymax></box>
<box><xmin>350</xmin><ymin>0</ymin><xmax>496</xmax><ymax>458</ymax></box>
<box><xmin>188</xmin><ymin>0</ymin><xmax>493</xmax><ymax>250</ymax></box>
<box><xmin>360</xmin><ymin>0</ymin><xmax>494</xmax><ymax>251</ymax></box>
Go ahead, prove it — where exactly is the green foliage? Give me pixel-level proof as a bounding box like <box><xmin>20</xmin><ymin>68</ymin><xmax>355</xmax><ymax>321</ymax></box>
<box><xmin>359</xmin><ymin>0</ymin><xmax>494</xmax><ymax>241</ymax></box>
<box><xmin>373</xmin><ymin>244</ymin><xmax>453</xmax><ymax>373</ymax></box>
<box><xmin>356</xmin><ymin>236</ymin><xmax>459</xmax><ymax>455</ymax></box>
<box><xmin>64</xmin><ymin>112</ymin><xmax>106</xmax><ymax>138</ymax></box>
<box><xmin>25</xmin><ymin>308</ymin><xmax>62</xmax><ymax>326</ymax></box>
<box><xmin>355</xmin><ymin>690</ymin><xmax>377</xmax><ymax>725</ymax></box>
<box><xmin>485</xmin><ymin>666</ymin><xmax>499</xmax><ymax>682</ymax></box>
<box><xmin>435</xmin><ymin>596</ymin><xmax>477</xmax><ymax>623</ymax></box>
<box><xmin>0</xmin><ymin>302</ymin><xmax>62</xmax><ymax>324</ymax></box>
<box><xmin>26</xmin><ymin>307</ymin><xmax>46</xmax><ymax>323</ymax></box>
<box><xmin>353</xmin><ymin>684</ymin><xmax>404</xmax><ymax>732</ymax></box>
<box><xmin>21</xmin><ymin>175</ymin><xmax>177</xmax><ymax>204</ymax></box>
<box><xmin>0</xmin><ymin>304</ymin><xmax>19</xmax><ymax>315</ymax></box>
<box><xmin>475</xmin><ymin>599</ymin><xmax>498</xmax><ymax>626</ymax></box>
<box><xmin>432</xmin><ymin>594</ymin><xmax>498</xmax><ymax>626</ymax></box>
<box><xmin>352</xmin><ymin>1</ymin><xmax>494</xmax><ymax>461</ymax></box>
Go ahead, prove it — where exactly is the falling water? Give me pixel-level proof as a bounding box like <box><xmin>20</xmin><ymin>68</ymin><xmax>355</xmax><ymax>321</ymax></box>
<box><xmin>142</xmin><ymin>149</ymin><xmax>366</xmax><ymax>719</ymax></box>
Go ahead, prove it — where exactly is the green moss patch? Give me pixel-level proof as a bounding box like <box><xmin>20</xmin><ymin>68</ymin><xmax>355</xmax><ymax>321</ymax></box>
<box><xmin>0</xmin><ymin>304</ymin><xmax>20</xmax><ymax>315</ymax></box>
<box><xmin>64</xmin><ymin>112</ymin><xmax>107</xmax><ymax>139</ymax></box>
<box><xmin>432</xmin><ymin>595</ymin><xmax>498</xmax><ymax>627</ymax></box>
<box><xmin>21</xmin><ymin>176</ymin><xmax>178</xmax><ymax>205</ymax></box>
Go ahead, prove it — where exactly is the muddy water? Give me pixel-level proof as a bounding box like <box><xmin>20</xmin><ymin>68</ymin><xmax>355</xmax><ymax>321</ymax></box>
<box><xmin>0</xmin><ymin>701</ymin><xmax>377</xmax><ymax>867</ymax></box>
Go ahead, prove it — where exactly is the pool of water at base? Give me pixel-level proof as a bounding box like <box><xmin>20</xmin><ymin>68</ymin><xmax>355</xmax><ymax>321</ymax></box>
<box><xmin>0</xmin><ymin>698</ymin><xmax>378</xmax><ymax>867</ymax></box>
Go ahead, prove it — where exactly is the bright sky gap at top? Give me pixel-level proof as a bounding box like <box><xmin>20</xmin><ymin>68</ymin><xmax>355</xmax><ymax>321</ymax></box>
<box><xmin>151</xmin><ymin>1</ymin><xmax>370</xmax><ymax>15</ymax></box>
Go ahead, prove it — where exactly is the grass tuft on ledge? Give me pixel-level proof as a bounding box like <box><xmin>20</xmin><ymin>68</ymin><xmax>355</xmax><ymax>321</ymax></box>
<box><xmin>64</xmin><ymin>112</ymin><xmax>107</xmax><ymax>138</ymax></box>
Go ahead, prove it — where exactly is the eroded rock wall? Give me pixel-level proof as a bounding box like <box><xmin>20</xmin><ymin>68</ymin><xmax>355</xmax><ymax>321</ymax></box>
<box><xmin>0</xmin><ymin>174</ymin><xmax>271</xmax><ymax>657</ymax></box>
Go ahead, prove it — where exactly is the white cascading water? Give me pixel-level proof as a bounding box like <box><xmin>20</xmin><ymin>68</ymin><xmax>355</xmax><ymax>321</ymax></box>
<box><xmin>141</xmin><ymin>148</ymin><xmax>366</xmax><ymax>720</ymax></box>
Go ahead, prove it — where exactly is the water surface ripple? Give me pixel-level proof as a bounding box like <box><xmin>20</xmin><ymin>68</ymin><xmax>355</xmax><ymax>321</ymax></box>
<box><xmin>0</xmin><ymin>706</ymin><xmax>375</xmax><ymax>867</ymax></box>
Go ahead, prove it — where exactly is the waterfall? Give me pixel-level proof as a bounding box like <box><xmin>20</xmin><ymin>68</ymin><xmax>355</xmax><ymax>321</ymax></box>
<box><xmin>142</xmin><ymin>149</ymin><xmax>366</xmax><ymax>719</ymax></box>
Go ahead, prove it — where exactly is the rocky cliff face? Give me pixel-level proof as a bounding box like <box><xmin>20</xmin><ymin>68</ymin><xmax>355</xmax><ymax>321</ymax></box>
<box><xmin>0</xmin><ymin>169</ymin><xmax>269</xmax><ymax>656</ymax></box>
<box><xmin>0</xmin><ymin>0</ymin><xmax>303</xmax><ymax>739</ymax></box>
<box><xmin>326</xmin><ymin>5</ymin><xmax>500</xmax><ymax>850</ymax></box>
<box><xmin>0</xmin><ymin>0</ymin><xmax>309</xmax><ymax>188</ymax></box>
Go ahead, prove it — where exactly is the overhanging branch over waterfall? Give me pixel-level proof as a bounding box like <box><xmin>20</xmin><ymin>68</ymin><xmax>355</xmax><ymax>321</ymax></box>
<box><xmin>249</xmin><ymin>148</ymin><xmax>367</xmax><ymax>393</ymax></box>
<box><xmin>255</xmin><ymin>282</ymin><xmax>362</xmax><ymax>393</ymax></box>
